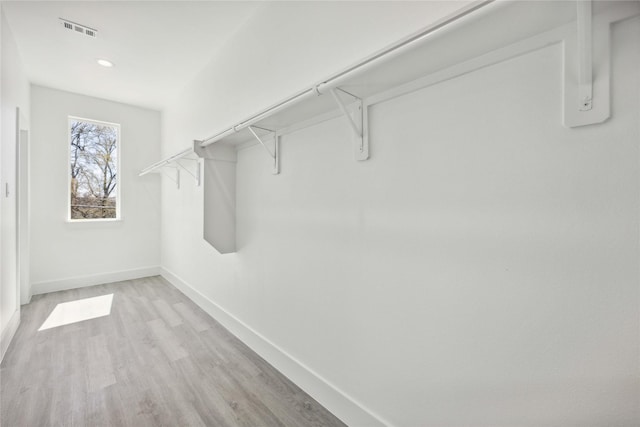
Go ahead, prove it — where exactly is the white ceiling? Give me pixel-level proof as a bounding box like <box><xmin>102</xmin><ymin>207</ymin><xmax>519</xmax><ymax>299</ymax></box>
<box><xmin>1</xmin><ymin>1</ymin><xmax>262</xmax><ymax>110</ymax></box>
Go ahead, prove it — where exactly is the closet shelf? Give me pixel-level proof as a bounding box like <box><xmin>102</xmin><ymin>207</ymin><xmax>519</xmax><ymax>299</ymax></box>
<box><xmin>194</xmin><ymin>0</ymin><xmax>590</xmax><ymax>155</ymax></box>
<box><xmin>142</xmin><ymin>0</ymin><xmax>601</xmax><ymax>176</ymax></box>
<box><xmin>139</xmin><ymin>145</ymin><xmax>199</xmax><ymax>177</ymax></box>
<box><xmin>139</xmin><ymin>141</ymin><xmax>205</xmax><ymax>188</ymax></box>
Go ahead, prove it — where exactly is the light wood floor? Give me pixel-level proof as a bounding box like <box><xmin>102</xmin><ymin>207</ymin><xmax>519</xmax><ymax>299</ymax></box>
<box><xmin>1</xmin><ymin>276</ymin><xmax>346</xmax><ymax>427</ymax></box>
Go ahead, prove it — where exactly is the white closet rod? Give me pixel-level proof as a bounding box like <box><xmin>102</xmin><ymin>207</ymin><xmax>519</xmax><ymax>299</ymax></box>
<box><xmin>199</xmin><ymin>0</ymin><xmax>496</xmax><ymax>148</ymax></box>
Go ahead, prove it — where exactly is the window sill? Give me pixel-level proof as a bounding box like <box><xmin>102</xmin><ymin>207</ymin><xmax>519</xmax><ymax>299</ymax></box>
<box><xmin>66</xmin><ymin>217</ymin><xmax>124</xmax><ymax>225</ymax></box>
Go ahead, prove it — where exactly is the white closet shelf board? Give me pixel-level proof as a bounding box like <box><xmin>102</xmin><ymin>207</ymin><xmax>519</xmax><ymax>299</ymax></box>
<box><xmin>202</xmin><ymin>0</ymin><xmax>584</xmax><ymax>149</ymax></box>
<box><xmin>139</xmin><ymin>144</ymin><xmax>200</xmax><ymax>177</ymax></box>
<box><xmin>139</xmin><ymin>141</ymin><xmax>227</xmax><ymax>188</ymax></box>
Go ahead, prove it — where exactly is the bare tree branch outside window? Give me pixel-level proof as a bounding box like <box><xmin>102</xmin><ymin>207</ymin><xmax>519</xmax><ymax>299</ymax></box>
<box><xmin>69</xmin><ymin>119</ymin><xmax>119</xmax><ymax>219</ymax></box>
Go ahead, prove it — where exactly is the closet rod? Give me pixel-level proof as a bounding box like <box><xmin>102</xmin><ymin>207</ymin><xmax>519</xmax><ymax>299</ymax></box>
<box><xmin>200</xmin><ymin>0</ymin><xmax>496</xmax><ymax>148</ymax></box>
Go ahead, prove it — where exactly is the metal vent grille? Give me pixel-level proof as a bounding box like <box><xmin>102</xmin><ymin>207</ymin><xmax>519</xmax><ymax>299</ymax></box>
<box><xmin>60</xmin><ymin>18</ymin><xmax>97</xmax><ymax>38</ymax></box>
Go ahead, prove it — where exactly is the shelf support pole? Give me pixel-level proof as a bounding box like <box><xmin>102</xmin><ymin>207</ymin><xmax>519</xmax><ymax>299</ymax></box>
<box><xmin>248</xmin><ymin>125</ymin><xmax>280</xmax><ymax>175</ymax></box>
<box><xmin>577</xmin><ymin>0</ymin><xmax>593</xmax><ymax>111</ymax></box>
<box><xmin>330</xmin><ymin>88</ymin><xmax>368</xmax><ymax>161</ymax></box>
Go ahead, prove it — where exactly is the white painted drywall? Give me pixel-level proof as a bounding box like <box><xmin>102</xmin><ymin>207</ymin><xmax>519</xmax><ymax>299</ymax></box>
<box><xmin>160</xmin><ymin>2</ymin><xmax>639</xmax><ymax>426</ymax></box>
<box><xmin>1</xmin><ymin>8</ymin><xmax>30</xmax><ymax>359</ymax></box>
<box><xmin>29</xmin><ymin>86</ymin><xmax>161</xmax><ymax>292</ymax></box>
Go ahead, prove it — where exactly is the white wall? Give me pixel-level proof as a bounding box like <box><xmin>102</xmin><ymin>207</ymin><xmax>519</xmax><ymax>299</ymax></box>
<box><xmin>0</xmin><ymin>7</ymin><xmax>30</xmax><ymax>360</ymax></box>
<box><xmin>160</xmin><ymin>2</ymin><xmax>639</xmax><ymax>427</ymax></box>
<box><xmin>30</xmin><ymin>86</ymin><xmax>161</xmax><ymax>294</ymax></box>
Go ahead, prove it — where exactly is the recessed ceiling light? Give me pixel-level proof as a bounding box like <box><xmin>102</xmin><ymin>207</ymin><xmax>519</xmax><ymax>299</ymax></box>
<box><xmin>97</xmin><ymin>59</ymin><xmax>114</xmax><ymax>68</ymax></box>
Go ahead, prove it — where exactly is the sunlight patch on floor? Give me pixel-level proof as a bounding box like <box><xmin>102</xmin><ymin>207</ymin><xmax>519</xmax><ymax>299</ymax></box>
<box><xmin>38</xmin><ymin>294</ymin><xmax>114</xmax><ymax>331</ymax></box>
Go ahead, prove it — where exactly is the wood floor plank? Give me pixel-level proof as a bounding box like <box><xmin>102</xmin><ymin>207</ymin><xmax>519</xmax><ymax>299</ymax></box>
<box><xmin>147</xmin><ymin>318</ymin><xmax>189</xmax><ymax>362</ymax></box>
<box><xmin>1</xmin><ymin>276</ymin><xmax>346</xmax><ymax>427</ymax></box>
<box><xmin>153</xmin><ymin>299</ymin><xmax>184</xmax><ymax>327</ymax></box>
<box><xmin>87</xmin><ymin>334</ymin><xmax>117</xmax><ymax>392</ymax></box>
<box><xmin>173</xmin><ymin>301</ymin><xmax>210</xmax><ymax>332</ymax></box>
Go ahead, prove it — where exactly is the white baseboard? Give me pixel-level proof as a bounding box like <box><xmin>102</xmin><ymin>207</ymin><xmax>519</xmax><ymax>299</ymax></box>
<box><xmin>1</xmin><ymin>309</ymin><xmax>20</xmax><ymax>363</ymax></box>
<box><xmin>160</xmin><ymin>267</ymin><xmax>390</xmax><ymax>427</ymax></box>
<box><xmin>31</xmin><ymin>266</ymin><xmax>161</xmax><ymax>295</ymax></box>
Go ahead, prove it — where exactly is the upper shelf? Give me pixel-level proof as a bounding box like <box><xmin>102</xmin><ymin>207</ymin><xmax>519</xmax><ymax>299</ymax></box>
<box><xmin>139</xmin><ymin>143</ymin><xmax>201</xmax><ymax>177</ymax></box>
<box><xmin>139</xmin><ymin>141</ymin><xmax>206</xmax><ymax>188</ymax></box>
<box><xmin>197</xmin><ymin>0</ymin><xmax>587</xmax><ymax>149</ymax></box>
<box><xmin>141</xmin><ymin>0</ymin><xmax>638</xmax><ymax>174</ymax></box>
<box><xmin>139</xmin><ymin>139</ymin><xmax>239</xmax><ymax>188</ymax></box>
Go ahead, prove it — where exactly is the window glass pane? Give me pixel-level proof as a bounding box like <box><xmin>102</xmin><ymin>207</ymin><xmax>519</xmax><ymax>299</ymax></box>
<box><xmin>69</xmin><ymin>119</ymin><xmax>119</xmax><ymax>220</ymax></box>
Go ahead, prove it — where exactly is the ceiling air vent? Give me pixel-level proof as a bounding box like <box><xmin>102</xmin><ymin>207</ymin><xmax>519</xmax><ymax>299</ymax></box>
<box><xmin>59</xmin><ymin>18</ymin><xmax>97</xmax><ymax>38</ymax></box>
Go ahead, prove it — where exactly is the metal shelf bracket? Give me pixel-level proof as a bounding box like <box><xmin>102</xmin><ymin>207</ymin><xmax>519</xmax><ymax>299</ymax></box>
<box><xmin>248</xmin><ymin>125</ymin><xmax>280</xmax><ymax>175</ymax></box>
<box><xmin>564</xmin><ymin>0</ymin><xmax>612</xmax><ymax>127</ymax></box>
<box><xmin>175</xmin><ymin>158</ymin><xmax>201</xmax><ymax>186</ymax></box>
<box><xmin>577</xmin><ymin>0</ymin><xmax>593</xmax><ymax>111</ymax></box>
<box><xmin>330</xmin><ymin>88</ymin><xmax>369</xmax><ymax>161</ymax></box>
<box><xmin>139</xmin><ymin>141</ymin><xmax>206</xmax><ymax>187</ymax></box>
<box><xmin>161</xmin><ymin>167</ymin><xmax>180</xmax><ymax>189</ymax></box>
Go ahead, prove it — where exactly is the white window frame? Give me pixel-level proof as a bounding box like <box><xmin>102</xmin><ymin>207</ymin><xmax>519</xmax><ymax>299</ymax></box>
<box><xmin>67</xmin><ymin>116</ymin><xmax>122</xmax><ymax>222</ymax></box>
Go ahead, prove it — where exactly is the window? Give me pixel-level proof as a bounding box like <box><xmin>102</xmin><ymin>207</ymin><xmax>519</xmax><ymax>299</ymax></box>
<box><xmin>69</xmin><ymin>117</ymin><xmax>120</xmax><ymax>220</ymax></box>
